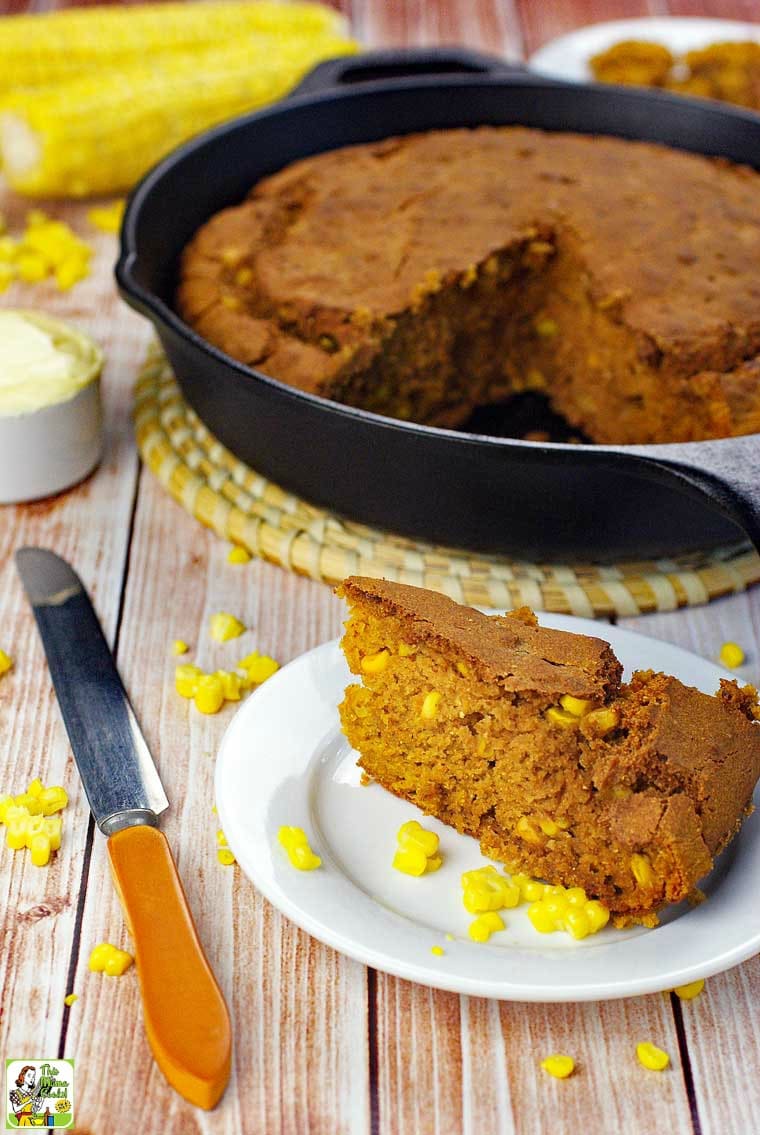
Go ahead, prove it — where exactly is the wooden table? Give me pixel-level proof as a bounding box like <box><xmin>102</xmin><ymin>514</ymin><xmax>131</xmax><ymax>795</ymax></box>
<box><xmin>2</xmin><ymin>2</ymin><xmax>760</xmax><ymax>1132</ymax></box>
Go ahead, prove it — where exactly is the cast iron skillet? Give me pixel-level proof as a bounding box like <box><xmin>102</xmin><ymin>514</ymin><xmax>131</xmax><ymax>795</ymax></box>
<box><xmin>117</xmin><ymin>47</ymin><xmax>760</xmax><ymax>562</ymax></box>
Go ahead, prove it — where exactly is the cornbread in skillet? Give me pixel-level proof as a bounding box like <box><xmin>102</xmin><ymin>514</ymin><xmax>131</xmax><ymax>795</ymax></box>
<box><xmin>178</xmin><ymin>126</ymin><xmax>760</xmax><ymax>445</ymax></box>
<box><xmin>337</xmin><ymin>577</ymin><xmax>760</xmax><ymax>925</ymax></box>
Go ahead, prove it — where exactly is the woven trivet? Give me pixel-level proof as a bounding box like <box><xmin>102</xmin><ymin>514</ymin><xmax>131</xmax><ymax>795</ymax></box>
<box><xmin>133</xmin><ymin>345</ymin><xmax>760</xmax><ymax>617</ymax></box>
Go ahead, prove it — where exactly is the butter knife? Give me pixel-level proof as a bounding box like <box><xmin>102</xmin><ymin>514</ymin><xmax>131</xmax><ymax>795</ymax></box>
<box><xmin>16</xmin><ymin>547</ymin><xmax>231</xmax><ymax>1110</ymax></box>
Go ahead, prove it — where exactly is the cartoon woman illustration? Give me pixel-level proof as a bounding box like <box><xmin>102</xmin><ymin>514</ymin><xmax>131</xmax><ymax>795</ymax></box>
<box><xmin>8</xmin><ymin>1066</ymin><xmax>47</xmax><ymax>1127</ymax></box>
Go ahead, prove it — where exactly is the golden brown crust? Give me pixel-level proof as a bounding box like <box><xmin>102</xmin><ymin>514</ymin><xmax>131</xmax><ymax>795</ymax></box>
<box><xmin>178</xmin><ymin>126</ymin><xmax>760</xmax><ymax>442</ymax></box>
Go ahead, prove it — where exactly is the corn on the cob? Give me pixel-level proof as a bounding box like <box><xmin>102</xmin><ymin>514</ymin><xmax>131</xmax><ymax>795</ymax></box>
<box><xmin>0</xmin><ymin>33</ymin><xmax>357</xmax><ymax>197</ymax></box>
<box><xmin>0</xmin><ymin>2</ymin><xmax>347</xmax><ymax>92</ymax></box>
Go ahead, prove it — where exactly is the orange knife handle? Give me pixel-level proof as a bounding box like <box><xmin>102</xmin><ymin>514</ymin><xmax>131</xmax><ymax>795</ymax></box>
<box><xmin>107</xmin><ymin>824</ymin><xmax>232</xmax><ymax>1110</ymax></box>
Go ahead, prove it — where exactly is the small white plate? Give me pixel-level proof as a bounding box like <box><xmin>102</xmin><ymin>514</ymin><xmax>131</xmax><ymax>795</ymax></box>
<box><xmin>529</xmin><ymin>17</ymin><xmax>760</xmax><ymax>84</ymax></box>
<box><xmin>215</xmin><ymin>613</ymin><xmax>760</xmax><ymax>1002</ymax></box>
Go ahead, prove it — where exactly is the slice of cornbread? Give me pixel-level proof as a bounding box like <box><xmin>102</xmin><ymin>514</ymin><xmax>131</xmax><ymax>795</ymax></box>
<box><xmin>337</xmin><ymin>577</ymin><xmax>760</xmax><ymax>925</ymax></box>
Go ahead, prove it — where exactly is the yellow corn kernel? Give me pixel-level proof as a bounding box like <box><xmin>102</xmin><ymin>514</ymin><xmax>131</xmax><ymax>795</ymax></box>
<box><xmin>424</xmin><ymin>854</ymin><xmax>443</xmax><ymax>874</ymax></box>
<box><xmin>175</xmin><ymin>663</ymin><xmax>203</xmax><ymax>698</ymax></box>
<box><xmin>468</xmin><ymin>912</ymin><xmax>505</xmax><ymax>942</ymax></box>
<box><xmin>430</xmin><ymin>945</ymin><xmax>444</xmax><ymax>956</ymax></box>
<box><xmin>543</xmin><ymin>894</ymin><xmax>569</xmax><ymax>921</ymax></box>
<box><xmin>512</xmin><ymin>875</ymin><xmax>546</xmax><ymax>903</ymax></box>
<box><xmin>455</xmin><ymin>660</ymin><xmax>470</xmax><ymax>677</ymax></box>
<box><xmin>539</xmin><ymin>817</ymin><xmax>570</xmax><ymax>837</ymax></box>
<box><xmin>534</xmin><ymin>316</ymin><xmax>559</xmax><ymax>339</ymax></box>
<box><xmin>216</xmin><ymin>669</ymin><xmax>243</xmax><ymax>701</ymax></box>
<box><xmin>420</xmin><ymin>691</ymin><xmax>441</xmax><ymax>720</ymax></box>
<box><xmin>393</xmin><ymin>847</ymin><xmax>428</xmax><ymax>876</ymax></box>
<box><xmin>87</xmin><ymin>199</ymin><xmax>126</xmax><ymax>233</ymax></box>
<box><xmin>209</xmin><ymin>611</ymin><xmax>245</xmax><ymax>642</ymax></box>
<box><xmin>528</xmin><ymin>902</ymin><xmax>557</xmax><ymax>934</ymax></box>
<box><xmin>172</xmin><ymin>639</ymin><xmax>189</xmax><ymax>656</ymax></box>
<box><xmin>217</xmin><ymin>848</ymin><xmax>236</xmax><ymax>866</ymax></box>
<box><xmin>559</xmin><ymin>694</ymin><xmax>595</xmax><ymax>717</ymax></box>
<box><xmin>516</xmin><ymin>815</ymin><xmax>543</xmax><ymax>845</ymax></box>
<box><xmin>227</xmin><ymin>545</ymin><xmax>251</xmax><ymax>564</ymax></box>
<box><xmin>16</xmin><ymin>251</ymin><xmax>48</xmax><ymax>282</ymax></box>
<box><xmin>630</xmin><ymin>853</ymin><xmax>654</xmax><ymax>887</ymax></box>
<box><xmin>43</xmin><ymin>816</ymin><xmax>62</xmax><ymax>851</ymax></box>
<box><xmin>238</xmin><ymin>651</ymin><xmax>280</xmax><ymax>685</ymax></box>
<box><xmin>38</xmin><ymin>785</ymin><xmax>68</xmax><ymax>815</ymax></box>
<box><xmin>673</xmin><ymin>979</ymin><xmax>705</xmax><ymax>1001</ymax></box>
<box><xmin>27</xmin><ymin>778</ymin><xmax>44</xmax><ymax>797</ymax></box>
<box><xmin>636</xmin><ymin>1042</ymin><xmax>670</xmax><ymax>1071</ymax></box>
<box><xmin>398</xmin><ymin>820</ymin><xmax>439</xmax><ymax>859</ymax></box>
<box><xmin>583</xmin><ymin>706</ymin><xmax>620</xmax><ymax>736</ymax></box>
<box><xmin>565</xmin><ymin>887</ymin><xmax>587</xmax><ymax>908</ymax></box>
<box><xmin>14</xmin><ymin>792</ymin><xmax>43</xmax><ymax>815</ymax></box>
<box><xmin>462</xmin><ymin>866</ymin><xmax>519</xmax><ymax>913</ymax></box>
<box><xmin>63</xmin><ymin>993</ymin><xmax>78</xmax><ymax>1007</ymax></box>
<box><xmin>584</xmin><ymin>900</ymin><xmax>610</xmax><ymax>933</ymax></box>
<box><xmin>541</xmin><ymin>1054</ymin><xmax>575</xmax><ymax>1079</ymax></box>
<box><xmin>360</xmin><ymin>649</ymin><xmax>389</xmax><ymax>674</ymax></box>
<box><xmin>546</xmin><ymin>706</ymin><xmax>579</xmax><ymax>728</ymax></box>
<box><xmin>0</xmin><ymin>263</ymin><xmax>15</xmax><ymax>291</ymax></box>
<box><xmin>719</xmin><ymin>641</ymin><xmax>745</xmax><ymax>668</ymax></box>
<box><xmin>55</xmin><ymin>256</ymin><xmax>90</xmax><ymax>291</ymax></box>
<box><xmin>88</xmin><ymin>942</ymin><xmax>133</xmax><ymax>976</ymax></box>
<box><xmin>194</xmin><ymin>673</ymin><xmax>225</xmax><ymax>715</ymax></box>
<box><xmin>397</xmin><ymin>642</ymin><xmax>416</xmax><ymax>657</ymax></box>
<box><xmin>6</xmin><ymin>817</ymin><xmax>28</xmax><ymax>850</ymax></box>
<box><xmin>278</xmin><ymin>825</ymin><xmax>321</xmax><ymax>870</ymax></box>
<box><xmin>0</xmin><ymin>794</ymin><xmax>14</xmax><ymax>822</ymax></box>
<box><xmin>564</xmin><ymin>909</ymin><xmax>591</xmax><ymax>940</ymax></box>
<box><xmin>29</xmin><ymin>831</ymin><xmax>51</xmax><ymax>866</ymax></box>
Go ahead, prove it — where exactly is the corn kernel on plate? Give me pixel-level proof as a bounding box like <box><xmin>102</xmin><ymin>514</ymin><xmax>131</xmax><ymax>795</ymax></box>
<box><xmin>215</xmin><ymin>613</ymin><xmax>760</xmax><ymax>1001</ymax></box>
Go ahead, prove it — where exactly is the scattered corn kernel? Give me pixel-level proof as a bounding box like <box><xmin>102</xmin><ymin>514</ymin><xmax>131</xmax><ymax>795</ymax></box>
<box><xmin>227</xmin><ymin>545</ymin><xmax>252</xmax><ymax>564</ymax></box>
<box><xmin>0</xmin><ymin>650</ymin><xmax>13</xmax><ymax>676</ymax></box>
<box><xmin>468</xmin><ymin>912</ymin><xmax>505</xmax><ymax>942</ymax></box>
<box><xmin>546</xmin><ymin>706</ymin><xmax>579</xmax><ymax>728</ymax></box>
<box><xmin>584</xmin><ymin>900</ymin><xmax>610</xmax><ymax>933</ymax></box>
<box><xmin>539</xmin><ymin>817</ymin><xmax>570</xmax><ymax>837</ymax></box>
<box><xmin>541</xmin><ymin>1054</ymin><xmax>575</xmax><ymax>1079</ymax></box>
<box><xmin>528</xmin><ymin>902</ymin><xmax>558</xmax><ymax>934</ymax></box>
<box><xmin>673</xmin><ymin>979</ymin><xmax>705</xmax><ymax>1001</ymax></box>
<box><xmin>38</xmin><ymin>785</ymin><xmax>68</xmax><ymax>815</ymax></box>
<box><xmin>431</xmin><ymin>945</ymin><xmax>444</xmax><ymax>956</ymax></box>
<box><xmin>278</xmin><ymin>825</ymin><xmax>321</xmax><ymax>871</ymax></box>
<box><xmin>398</xmin><ymin>820</ymin><xmax>439</xmax><ymax>858</ymax></box>
<box><xmin>636</xmin><ymin>1042</ymin><xmax>670</xmax><ymax>1071</ymax></box>
<box><xmin>210</xmin><ymin>611</ymin><xmax>246</xmax><ymax>642</ymax></box>
<box><xmin>420</xmin><ymin>690</ymin><xmax>442</xmax><ymax>719</ymax></box>
<box><xmin>88</xmin><ymin>942</ymin><xmax>133</xmax><ymax>976</ymax></box>
<box><xmin>237</xmin><ymin>651</ymin><xmax>280</xmax><ymax>685</ymax></box>
<box><xmin>393</xmin><ymin>820</ymin><xmax>442</xmax><ymax>875</ymax></box>
<box><xmin>360</xmin><ymin>648</ymin><xmax>390</xmax><ymax>674</ymax></box>
<box><xmin>194</xmin><ymin>673</ymin><xmax>225</xmax><ymax>715</ymax></box>
<box><xmin>719</xmin><ymin>641</ymin><xmax>745</xmax><ymax>668</ymax></box>
<box><xmin>630</xmin><ymin>852</ymin><xmax>654</xmax><ymax>887</ymax></box>
<box><xmin>583</xmin><ymin>706</ymin><xmax>620</xmax><ymax>736</ymax></box>
<box><xmin>27</xmin><ymin>778</ymin><xmax>43</xmax><ymax>797</ymax></box>
<box><xmin>172</xmin><ymin>639</ymin><xmax>189</xmax><ymax>656</ymax></box>
<box><xmin>175</xmin><ymin>663</ymin><xmax>203</xmax><ymax>698</ymax></box>
<box><xmin>445</xmin><ymin>933</ymin><xmax>455</xmax><ymax>941</ymax></box>
<box><xmin>525</xmin><ymin>880</ymin><xmax>611</xmax><ymax>940</ymax></box>
<box><xmin>63</xmin><ymin>993</ymin><xmax>78</xmax><ymax>1007</ymax></box>
<box><xmin>462</xmin><ymin>866</ymin><xmax>520</xmax><ymax>913</ymax></box>
<box><xmin>87</xmin><ymin>200</ymin><xmax>126</xmax><ymax>234</ymax></box>
<box><xmin>217</xmin><ymin>848</ymin><xmax>236</xmax><ymax>866</ymax></box>
<box><xmin>29</xmin><ymin>831</ymin><xmax>51</xmax><ymax>866</ymax></box>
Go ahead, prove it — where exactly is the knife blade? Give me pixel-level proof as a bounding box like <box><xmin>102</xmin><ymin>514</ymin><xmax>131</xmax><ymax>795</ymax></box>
<box><xmin>16</xmin><ymin>547</ymin><xmax>231</xmax><ymax>1110</ymax></box>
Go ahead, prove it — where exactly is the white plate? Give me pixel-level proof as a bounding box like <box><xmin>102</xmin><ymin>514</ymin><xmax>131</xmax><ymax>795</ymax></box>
<box><xmin>529</xmin><ymin>17</ymin><xmax>760</xmax><ymax>84</ymax></box>
<box><xmin>215</xmin><ymin>613</ymin><xmax>760</xmax><ymax>1002</ymax></box>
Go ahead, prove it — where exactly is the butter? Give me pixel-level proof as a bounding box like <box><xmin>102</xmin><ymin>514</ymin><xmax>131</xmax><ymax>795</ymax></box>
<box><xmin>0</xmin><ymin>311</ymin><xmax>99</xmax><ymax>415</ymax></box>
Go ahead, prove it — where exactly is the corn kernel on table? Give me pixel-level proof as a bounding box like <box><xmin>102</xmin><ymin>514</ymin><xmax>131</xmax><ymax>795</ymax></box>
<box><xmin>2</xmin><ymin>2</ymin><xmax>760</xmax><ymax>1133</ymax></box>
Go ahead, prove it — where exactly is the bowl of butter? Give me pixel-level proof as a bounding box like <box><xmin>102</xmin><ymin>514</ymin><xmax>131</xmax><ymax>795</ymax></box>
<box><xmin>0</xmin><ymin>310</ymin><xmax>103</xmax><ymax>503</ymax></box>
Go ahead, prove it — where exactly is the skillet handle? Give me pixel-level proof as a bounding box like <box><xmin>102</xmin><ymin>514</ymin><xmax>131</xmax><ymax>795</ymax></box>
<box><xmin>289</xmin><ymin>47</ymin><xmax>526</xmax><ymax>99</ymax></box>
<box><xmin>626</xmin><ymin>435</ymin><xmax>760</xmax><ymax>554</ymax></box>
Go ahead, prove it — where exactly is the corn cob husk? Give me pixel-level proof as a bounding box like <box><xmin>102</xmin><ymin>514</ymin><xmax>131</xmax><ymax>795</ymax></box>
<box><xmin>0</xmin><ymin>34</ymin><xmax>357</xmax><ymax>197</ymax></box>
<box><xmin>0</xmin><ymin>1</ymin><xmax>347</xmax><ymax>92</ymax></box>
